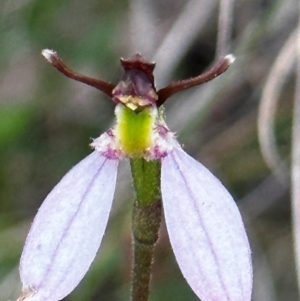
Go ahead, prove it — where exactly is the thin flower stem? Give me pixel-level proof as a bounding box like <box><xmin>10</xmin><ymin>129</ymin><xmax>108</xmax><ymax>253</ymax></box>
<box><xmin>291</xmin><ymin>2</ymin><xmax>300</xmax><ymax>294</ymax></box>
<box><xmin>216</xmin><ymin>0</ymin><xmax>234</xmax><ymax>57</ymax></box>
<box><xmin>131</xmin><ymin>201</ymin><xmax>162</xmax><ymax>301</ymax></box>
<box><xmin>130</xmin><ymin>158</ymin><xmax>162</xmax><ymax>301</ymax></box>
<box><xmin>257</xmin><ymin>30</ymin><xmax>296</xmax><ymax>181</ymax></box>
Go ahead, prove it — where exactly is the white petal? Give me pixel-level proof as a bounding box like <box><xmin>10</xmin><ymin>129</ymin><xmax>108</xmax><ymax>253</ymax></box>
<box><xmin>161</xmin><ymin>147</ymin><xmax>252</xmax><ymax>301</ymax></box>
<box><xmin>19</xmin><ymin>151</ymin><xmax>118</xmax><ymax>301</ymax></box>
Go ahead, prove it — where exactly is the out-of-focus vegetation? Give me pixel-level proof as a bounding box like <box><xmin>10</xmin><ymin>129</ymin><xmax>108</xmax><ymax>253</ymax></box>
<box><xmin>0</xmin><ymin>0</ymin><xmax>298</xmax><ymax>300</ymax></box>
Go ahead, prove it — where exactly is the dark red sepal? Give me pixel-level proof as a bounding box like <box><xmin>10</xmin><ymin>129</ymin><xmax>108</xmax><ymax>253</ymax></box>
<box><xmin>120</xmin><ymin>54</ymin><xmax>156</xmax><ymax>86</ymax></box>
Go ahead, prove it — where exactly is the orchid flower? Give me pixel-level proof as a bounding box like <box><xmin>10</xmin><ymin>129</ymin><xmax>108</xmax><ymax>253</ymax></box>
<box><xmin>17</xmin><ymin>50</ymin><xmax>252</xmax><ymax>301</ymax></box>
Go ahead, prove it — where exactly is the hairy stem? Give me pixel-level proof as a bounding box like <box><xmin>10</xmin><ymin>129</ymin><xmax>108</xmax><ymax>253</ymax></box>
<box><xmin>130</xmin><ymin>158</ymin><xmax>162</xmax><ymax>301</ymax></box>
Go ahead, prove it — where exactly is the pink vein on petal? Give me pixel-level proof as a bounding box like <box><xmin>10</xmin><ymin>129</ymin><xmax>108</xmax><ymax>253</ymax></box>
<box><xmin>161</xmin><ymin>146</ymin><xmax>252</xmax><ymax>301</ymax></box>
<box><xmin>20</xmin><ymin>151</ymin><xmax>118</xmax><ymax>301</ymax></box>
<box><xmin>167</xmin><ymin>150</ymin><xmax>229</xmax><ymax>295</ymax></box>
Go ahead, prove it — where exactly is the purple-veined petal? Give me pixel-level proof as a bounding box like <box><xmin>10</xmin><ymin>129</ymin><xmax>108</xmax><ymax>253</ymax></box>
<box><xmin>161</xmin><ymin>146</ymin><xmax>252</xmax><ymax>301</ymax></box>
<box><xmin>19</xmin><ymin>151</ymin><xmax>118</xmax><ymax>301</ymax></box>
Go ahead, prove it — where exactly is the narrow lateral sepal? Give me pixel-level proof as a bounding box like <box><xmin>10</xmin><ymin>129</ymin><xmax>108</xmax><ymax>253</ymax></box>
<box><xmin>161</xmin><ymin>146</ymin><xmax>252</xmax><ymax>301</ymax></box>
<box><xmin>18</xmin><ymin>152</ymin><xmax>118</xmax><ymax>301</ymax></box>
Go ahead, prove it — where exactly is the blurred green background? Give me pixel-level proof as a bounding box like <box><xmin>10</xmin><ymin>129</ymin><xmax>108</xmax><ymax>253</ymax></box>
<box><xmin>0</xmin><ymin>0</ymin><xmax>297</xmax><ymax>300</ymax></box>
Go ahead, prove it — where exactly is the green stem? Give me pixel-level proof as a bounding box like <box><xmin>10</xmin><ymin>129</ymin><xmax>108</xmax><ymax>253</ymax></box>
<box><xmin>130</xmin><ymin>158</ymin><xmax>162</xmax><ymax>301</ymax></box>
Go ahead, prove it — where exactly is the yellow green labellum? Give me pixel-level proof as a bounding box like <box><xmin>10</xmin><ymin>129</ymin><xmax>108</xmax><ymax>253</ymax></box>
<box><xmin>115</xmin><ymin>103</ymin><xmax>157</xmax><ymax>157</ymax></box>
